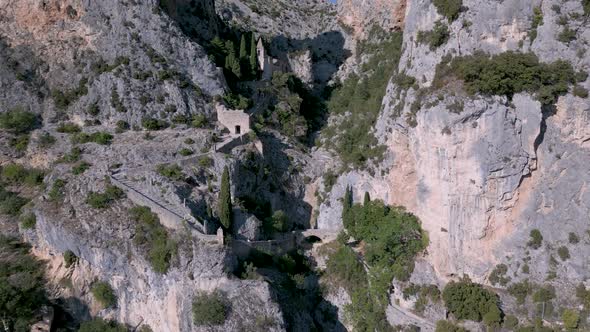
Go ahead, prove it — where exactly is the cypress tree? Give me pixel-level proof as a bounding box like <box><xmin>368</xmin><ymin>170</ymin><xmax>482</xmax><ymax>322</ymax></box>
<box><xmin>239</xmin><ymin>34</ymin><xmax>247</xmax><ymax>59</ymax></box>
<box><xmin>218</xmin><ymin>166</ymin><xmax>232</xmax><ymax>230</ymax></box>
<box><xmin>343</xmin><ymin>185</ymin><xmax>352</xmax><ymax>216</ymax></box>
<box><xmin>249</xmin><ymin>33</ymin><xmax>258</xmax><ymax>74</ymax></box>
<box><xmin>363</xmin><ymin>192</ymin><xmax>371</xmax><ymax>205</ymax></box>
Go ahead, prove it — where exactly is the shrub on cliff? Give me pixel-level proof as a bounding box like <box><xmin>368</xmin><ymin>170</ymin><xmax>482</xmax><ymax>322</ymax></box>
<box><xmin>433</xmin><ymin>0</ymin><xmax>463</xmax><ymax>22</ymax></box>
<box><xmin>86</xmin><ymin>185</ymin><xmax>125</xmax><ymax>209</ymax></box>
<box><xmin>79</xmin><ymin>318</ymin><xmax>127</xmax><ymax>332</ymax></box>
<box><xmin>442</xmin><ymin>279</ymin><xmax>501</xmax><ymax>322</ymax></box>
<box><xmin>91</xmin><ymin>281</ymin><xmax>117</xmax><ymax>308</ymax></box>
<box><xmin>417</xmin><ymin>21</ymin><xmax>450</xmax><ymax>50</ymax></box>
<box><xmin>528</xmin><ymin>229</ymin><xmax>543</xmax><ymax>249</ymax></box>
<box><xmin>192</xmin><ymin>291</ymin><xmax>229</xmax><ymax>325</ymax></box>
<box><xmin>130</xmin><ymin>206</ymin><xmax>176</xmax><ymax>274</ymax></box>
<box><xmin>0</xmin><ymin>107</ymin><xmax>40</xmax><ymax>134</ymax></box>
<box><xmin>0</xmin><ymin>236</ymin><xmax>47</xmax><ymax>331</ymax></box>
<box><xmin>434</xmin><ymin>51</ymin><xmax>576</xmax><ymax>105</ymax></box>
<box><xmin>436</xmin><ymin>320</ymin><xmax>468</xmax><ymax>332</ymax></box>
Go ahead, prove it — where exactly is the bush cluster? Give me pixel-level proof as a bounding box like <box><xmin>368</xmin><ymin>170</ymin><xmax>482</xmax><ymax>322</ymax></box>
<box><xmin>433</xmin><ymin>0</ymin><xmax>463</xmax><ymax>22</ymax></box>
<box><xmin>156</xmin><ymin>164</ymin><xmax>185</xmax><ymax>181</ymax></box>
<box><xmin>0</xmin><ymin>107</ymin><xmax>40</xmax><ymax>134</ymax></box>
<box><xmin>71</xmin><ymin>131</ymin><xmax>114</xmax><ymax>145</ymax></box>
<box><xmin>528</xmin><ymin>229</ymin><xmax>543</xmax><ymax>249</ymax></box>
<box><xmin>141</xmin><ymin>117</ymin><xmax>169</xmax><ymax>130</ymax></box>
<box><xmin>130</xmin><ymin>206</ymin><xmax>176</xmax><ymax>273</ymax></box>
<box><xmin>0</xmin><ymin>163</ymin><xmax>44</xmax><ymax>187</ymax></box>
<box><xmin>86</xmin><ymin>185</ymin><xmax>125</xmax><ymax>209</ymax></box>
<box><xmin>91</xmin><ymin>281</ymin><xmax>117</xmax><ymax>308</ymax></box>
<box><xmin>442</xmin><ymin>279</ymin><xmax>501</xmax><ymax>323</ymax></box>
<box><xmin>434</xmin><ymin>51</ymin><xmax>577</xmax><ymax>105</ymax></box>
<box><xmin>417</xmin><ymin>21</ymin><xmax>450</xmax><ymax>50</ymax></box>
<box><xmin>192</xmin><ymin>291</ymin><xmax>229</xmax><ymax>325</ymax></box>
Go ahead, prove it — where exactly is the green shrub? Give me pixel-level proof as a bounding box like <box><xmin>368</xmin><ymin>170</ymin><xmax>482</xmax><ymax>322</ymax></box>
<box><xmin>529</xmin><ymin>7</ymin><xmax>543</xmax><ymax>42</ymax></box>
<box><xmin>0</xmin><ymin>187</ymin><xmax>28</xmax><ymax>216</ymax></box>
<box><xmin>86</xmin><ymin>185</ymin><xmax>125</xmax><ymax>209</ymax></box>
<box><xmin>488</xmin><ymin>264</ymin><xmax>510</xmax><ymax>286</ymax></box>
<box><xmin>435</xmin><ymin>52</ymin><xmax>576</xmax><ymax>105</ymax></box>
<box><xmin>63</xmin><ymin>250</ymin><xmax>78</xmax><ymax>268</ymax></box>
<box><xmin>78</xmin><ymin>318</ymin><xmax>127</xmax><ymax>332</ymax></box>
<box><xmin>507</xmin><ymin>280</ymin><xmax>532</xmax><ymax>305</ymax></box>
<box><xmin>198</xmin><ymin>156</ymin><xmax>213</xmax><ymax>167</ymax></box>
<box><xmin>569</xmin><ymin>232</ymin><xmax>580</xmax><ymax>244</ymax></box>
<box><xmin>37</xmin><ymin>132</ymin><xmax>56</xmax><ymax>148</ymax></box>
<box><xmin>192</xmin><ymin>291</ymin><xmax>228</xmax><ymax>325</ymax></box>
<box><xmin>573</xmin><ymin>85</ymin><xmax>589</xmax><ymax>98</ymax></box>
<box><xmin>10</xmin><ymin>134</ymin><xmax>30</xmax><ymax>152</ymax></box>
<box><xmin>156</xmin><ymin>164</ymin><xmax>184</xmax><ymax>181</ymax></box>
<box><xmin>91</xmin><ymin>281</ymin><xmax>117</xmax><ymax>308</ymax></box>
<box><xmin>48</xmin><ymin>179</ymin><xmax>66</xmax><ymax>202</ymax></box>
<box><xmin>435</xmin><ymin>320</ymin><xmax>467</xmax><ymax>332</ymax></box>
<box><xmin>178</xmin><ymin>148</ymin><xmax>193</xmax><ymax>156</ymax></box>
<box><xmin>442</xmin><ymin>279</ymin><xmax>501</xmax><ymax>322</ymax></box>
<box><xmin>562</xmin><ymin>309</ymin><xmax>579</xmax><ymax>329</ymax></box>
<box><xmin>503</xmin><ymin>315</ymin><xmax>519</xmax><ymax>330</ymax></box>
<box><xmin>116</xmin><ymin>120</ymin><xmax>130</xmax><ymax>131</ymax></box>
<box><xmin>0</xmin><ymin>107</ymin><xmax>40</xmax><ymax>134</ymax></box>
<box><xmin>223</xmin><ymin>93</ymin><xmax>251</xmax><ymax>110</ymax></box>
<box><xmin>417</xmin><ymin>21</ymin><xmax>450</xmax><ymax>50</ymax></box>
<box><xmin>71</xmin><ymin>131</ymin><xmax>114</xmax><ymax>145</ymax></box>
<box><xmin>191</xmin><ymin>114</ymin><xmax>207</xmax><ymax>128</ymax></box>
<box><xmin>72</xmin><ymin>161</ymin><xmax>91</xmax><ymax>175</ymax></box>
<box><xmin>0</xmin><ymin>164</ymin><xmax>44</xmax><ymax>186</ymax></box>
<box><xmin>56</xmin><ymin>122</ymin><xmax>81</xmax><ymax>134</ymax></box>
<box><xmin>87</xmin><ymin>103</ymin><xmax>100</xmax><ymax>116</ymax></box>
<box><xmin>0</xmin><ymin>236</ymin><xmax>47</xmax><ymax>330</ymax></box>
<box><xmin>528</xmin><ymin>229</ymin><xmax>543</xmax><ymax>249</ymax></box>
<box><xmin>270</xmin><ymin>210</ymin><xmax>288</xmax><ymax>233</ymax></box>
<box><xmin>141</xmin><ymin>117</ymin><xmax>169</xmax><ymax>130</ymax></box>
<box><xmin>130</xmin><ymin>206</ymin><xmax>176</xmax><ymax>273</ymax></box>
<box><xmin>60</xmin><ymin>147</ymin><xmax>82</xmax><ymax>163</ymax></box>
<box><xmin>557</xmin><ymin>26</ymin><xmax>577</xmax><ymax>43</ymax></box>
<box><xmin>557</xmin><ymin>246</ymin><xmax>570</xmax><ymax>260</ymax></box>
<box><xmin>20</xmin><ymin>213</ymin><xmax>36</xmax><ymax>229</ymax></box>
<box><xmin>532</xmin><ymin>285</ymin><xmax>555</xmax><ymax>303</ymax></box>
<box><xmin>433</xmin><ymin>0</ymin><xmax>463</xmax><ymax>21</ymax></box>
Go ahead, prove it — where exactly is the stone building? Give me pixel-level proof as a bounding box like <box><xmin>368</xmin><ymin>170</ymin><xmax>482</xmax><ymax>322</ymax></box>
<box><xmin>216</xmin><ymin>103</ymin><xmax>250</xmax><ymax>136</ymax></box>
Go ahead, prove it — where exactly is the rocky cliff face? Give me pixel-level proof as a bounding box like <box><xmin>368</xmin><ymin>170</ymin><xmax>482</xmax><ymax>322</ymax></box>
<box><xmin>317</xmin><ymin>0</ymin><xmax>590</xmax><ymax>309</ymax></box>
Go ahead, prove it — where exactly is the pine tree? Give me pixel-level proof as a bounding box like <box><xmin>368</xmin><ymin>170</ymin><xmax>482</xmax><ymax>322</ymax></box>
<box><xmin>363</xmin><ymin>192</ymin><xmax>371</xmax><ymax>205</ymax></box>
<box><xmin>239</xmin><ymin>34</ymin><xmax>247</xmax><ymax>59</ymax></box>
<box><xmin>249</xmin><ymin>33</ymin><xmax>258</xmax><ymax>74</ymax></box>
<box><xmin>218</xmin><ymin>166</ymin><xmax>232</xmax><ymax>230</ymax></box>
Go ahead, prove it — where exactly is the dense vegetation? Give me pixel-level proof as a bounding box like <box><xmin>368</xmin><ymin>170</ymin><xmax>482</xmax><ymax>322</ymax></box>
<box><xmin>192</xmin><ymin>291</ymin><xmax>229</xmax><ymax>326</ymax></box>
<box><xmin>325</xmin><ymin>189</ymin><xmax>427</xmax><ymax>331</ymax></box>
<box><xmin>322</xmin><ymin>30</ymin><xmax>403</xmax><ymax>169</ymax></box>
<box><xmin>0</xmin><ymin>107</ymin><xmax>40</xmax><ymax>153</ymax></box>
<box><xmin>0</xmin><ymin>236</ymin><xmax>47</xmax><ymax>331</ymax></box>
<box><xmin>442</xmin><ymin>279</ymin><xmax>501</xmax><ymax>325</ymax></box>
<box><xmin>130</xmin><ymin>206</ymin><xmax>176</xmax><ymax>273</ymax></box>
<box><xmin>434</xmin><ymin>52</ymin><xmax>582</xmax><ymax>105</ymax></box>
<box><xmin>71</xmin><ymin>131</ymin><xmax>114</xmax><ymax>145</ymax></box>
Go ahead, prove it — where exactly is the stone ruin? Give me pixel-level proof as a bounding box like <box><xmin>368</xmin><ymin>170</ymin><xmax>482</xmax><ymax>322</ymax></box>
<box><xmin>216</xmin><ymin>103</ymin><xmax>251</xmax><ymax>136</ymax></box>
